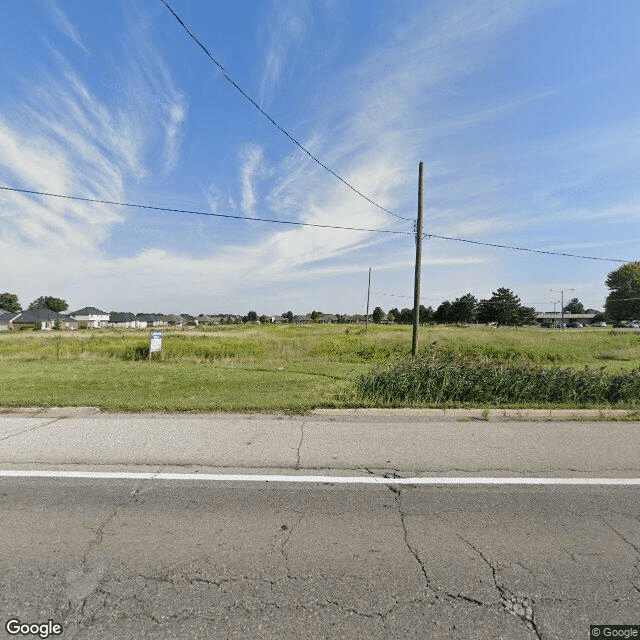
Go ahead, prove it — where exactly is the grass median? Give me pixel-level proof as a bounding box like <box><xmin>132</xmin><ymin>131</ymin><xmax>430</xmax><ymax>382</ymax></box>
<box><xmin>0</xmin><ymin>324</ymin><xmax>639</xmax><ymax>411</ymax></box>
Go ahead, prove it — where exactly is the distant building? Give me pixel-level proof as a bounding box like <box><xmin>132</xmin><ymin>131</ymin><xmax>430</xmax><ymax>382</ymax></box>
<box><xmin>11</xmin><ymin>309</ymin><xmax>78</xmax><ymax>331</ymax></box>
<box><xmin>69</xmin><ymin>306</ymin><xmax>110</xmax><ymax>329</ymax></box>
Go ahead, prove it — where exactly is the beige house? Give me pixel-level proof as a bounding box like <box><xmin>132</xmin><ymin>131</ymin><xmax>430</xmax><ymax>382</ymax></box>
<box><xmin>69</xmin><ymin>307</ymin><xmax>110</xmax><ymax>329</ymax></box>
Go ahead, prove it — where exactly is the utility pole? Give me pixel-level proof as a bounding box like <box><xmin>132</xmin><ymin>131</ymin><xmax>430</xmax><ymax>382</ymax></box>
<box><xmin>412</xmin><ymin>162</ymin><xmax>424</xmax><ymax>356</ymax></box>
<box><xmin>550</xmin><ymin>288</ymin><xmax>573</xmax><ymax>331</ymax></box>
<box><xmin>365</xmin><ymin>266</ymin><xmax>371</xmax><ymax>331</ymax></box>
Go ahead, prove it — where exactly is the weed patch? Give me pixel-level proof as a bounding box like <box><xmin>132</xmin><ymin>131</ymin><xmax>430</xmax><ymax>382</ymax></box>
<box><xmin>356</xmin><ymin>352</ymin><xmax>640</xmax><ymax>406</ymax></box>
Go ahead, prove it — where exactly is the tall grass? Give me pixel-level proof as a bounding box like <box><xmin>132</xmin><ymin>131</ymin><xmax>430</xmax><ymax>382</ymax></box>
<box><xmin>356</xmin><ymin>351</ymin><xmax>640</xmax><ymax>406</ymax></box>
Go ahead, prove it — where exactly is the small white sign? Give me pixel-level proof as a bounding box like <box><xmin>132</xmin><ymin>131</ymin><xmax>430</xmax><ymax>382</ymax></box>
<box><xmin>149</xmin><ymin>331</ymin><xmax>163</xmax><ymax>354</ymax></box>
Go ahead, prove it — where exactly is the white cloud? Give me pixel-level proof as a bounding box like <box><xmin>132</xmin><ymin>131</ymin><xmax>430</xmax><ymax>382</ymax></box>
<box><xmin>4</xmin><ymin>0</ymin><xmax>590</xmax><ymax>314</ymax></box>
<box><xmin>259</xmin><ymin>0</ymin><xmax>310</xmax><ymax>105</ymax></box>
<box><xmin>240</xmin><ymin>145</ymin><xmax>266</xmax><ymax>217</ymax></box>
<box><xmin>0</xmin><ymin>13</ymin><xmax>191</xmax><ymax>309</ymax></box>
<box><xmin>41</xmin><ymin>0</ymin><xmax>89</xmax><ymax>53</ymax></box>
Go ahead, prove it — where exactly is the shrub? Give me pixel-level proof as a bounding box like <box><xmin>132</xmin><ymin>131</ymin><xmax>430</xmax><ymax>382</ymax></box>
<box><xmin>356</xmin><ymin>352</ymin><xmax>640</xmax><ymax>406</ymax></box>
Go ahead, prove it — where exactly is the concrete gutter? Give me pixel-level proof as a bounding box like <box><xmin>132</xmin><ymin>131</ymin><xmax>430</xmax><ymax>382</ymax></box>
<box><xmin>0</xmin><ymin>406</ymin><xmax>638</xmax><ymax>421</ymax></box>
<box><xmin>313</xmin><ymin>408</ymin><xmax>640</xmax><ymax>421</ymax></box>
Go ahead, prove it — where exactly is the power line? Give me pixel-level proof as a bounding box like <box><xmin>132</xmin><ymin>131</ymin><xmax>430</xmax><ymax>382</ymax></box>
<box><xmin>158</xmin><ymin>0</ymin><xmax>411</xmax><ymax>223</ymax></box>
<box><xmin>1</xmin><ymin>184</ymin><xmax>633</xmax><ymax>262</ymax></box>
<box><xmin>424</xmin><ymin>233</ymin><xmax>628</xmax><ymax>263</ymax></box>
<box><xmin>0</xmin><ymin>185</ymin><xmax>410</xmax><ymax>236</ymax></box>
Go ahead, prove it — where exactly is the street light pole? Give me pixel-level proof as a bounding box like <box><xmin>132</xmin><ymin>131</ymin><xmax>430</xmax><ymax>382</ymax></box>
<box><xmin>549</xmin><ymin>289</ymin><xmax>574</xmax><ymax>330</ymax></box>
<box><xmin>551</xmin><ymin>300</ymin><xmax>560</xmax><ymax>327</ymax></box>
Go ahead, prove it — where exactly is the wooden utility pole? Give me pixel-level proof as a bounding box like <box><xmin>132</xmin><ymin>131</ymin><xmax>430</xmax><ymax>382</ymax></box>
<box><xmin>412</xmin><ymin>162</ymin><xmax>424</xmax><ymax>357</ymax></box>
<box><xmin>365</xmin><ymin>266</ymin><xmax>371</xmax><ymax>331</ymax></box>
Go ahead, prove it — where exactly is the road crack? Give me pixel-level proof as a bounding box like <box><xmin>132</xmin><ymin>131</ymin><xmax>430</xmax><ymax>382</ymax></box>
<box><xmin>457</xmin><ymin>536</ymin><xmax>542</xmax><ymax>639</ymax></box>
<box><xmin>296</xmin><ymin>422</ymin><xmax>305</xmax><ymax>469</ymax></box>
<box><xmin>63</xmin><ymin>479</ymin><xmax>149</xmax><ymax>638</ymax></box>
<box><xmin>279</xmin><ymin>513</ymin><xmax>304</xmax><ymax>578</ymax></box>
<box><xmin>0</xmin><ymin>416</ymin><xmax>66</xmax><ymax>441</ymax></box>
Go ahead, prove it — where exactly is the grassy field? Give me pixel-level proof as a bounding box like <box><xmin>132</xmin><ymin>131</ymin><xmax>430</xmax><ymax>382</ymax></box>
<box><xmin>0</xmin><ymin>324</ymin><xmax>639</xmax><ymax>411</ymax></box>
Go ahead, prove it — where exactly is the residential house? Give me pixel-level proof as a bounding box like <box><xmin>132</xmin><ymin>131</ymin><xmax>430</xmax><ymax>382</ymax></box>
<box><xmin>11</xmin><ymin>309</ymin><xmax>78</xmax><ymax>331</ymax></box>
<box><xmin>69</xmin><ymin>306</ymin><xmax>110</xmax><ymax>329</ymax></box>
<box><xmin>137</xmin><ymin>313</ymin><xmax>166</xmax><ymax>327</ymax></box>
<box><xmin>109</xmin><ymin>312</ymin><xmax>147</xmax><ymax>329</ymax></box>
<box><xmin>0</xmin><ymin>310</ymin><xmax>20</xmax><ymax>331</ymax></box>
<box><xmin>163</xmin><ymin>314</ymin><xmax>185</xmax><ymax>327</ymax></box>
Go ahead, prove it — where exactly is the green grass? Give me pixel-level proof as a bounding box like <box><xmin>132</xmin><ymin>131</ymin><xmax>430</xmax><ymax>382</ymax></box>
<box><xmin>0</xmin><ymin>360</ymin><xmax>353</xmax><ymax>412</ymax></box>
<box><xmin>0</xmin><ymin>324</ymin><xmax>638</xmax><ymax>411</ymax></box>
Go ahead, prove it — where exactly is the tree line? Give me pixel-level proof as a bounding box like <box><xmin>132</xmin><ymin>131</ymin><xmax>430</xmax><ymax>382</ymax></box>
<box><xmin>378</xmin><ymin>288</ymin><xmax>537</xmax><ymax>327</ymax></box>
<box><xmin>2</xmin><ymin>261</ymin><xmax>639</xmax><ymax>324</ymax></box>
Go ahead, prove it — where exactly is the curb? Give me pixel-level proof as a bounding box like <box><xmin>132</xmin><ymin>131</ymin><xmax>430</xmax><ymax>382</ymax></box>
<box><xmin>312</xmin><ymin>408</ymin><xmax>640</xmax><ymax>421</ymax></box>
<box><xmin>0</xmin><ymin>407</ymin><xmax>638</xmax><ymax>421</ymax></box>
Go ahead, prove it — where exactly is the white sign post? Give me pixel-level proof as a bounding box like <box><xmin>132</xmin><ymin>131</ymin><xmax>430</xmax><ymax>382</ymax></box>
<box><xmin>149</xmin><ymin>331</ymin><xmax>163</xmax><ymax>359</ymax></box>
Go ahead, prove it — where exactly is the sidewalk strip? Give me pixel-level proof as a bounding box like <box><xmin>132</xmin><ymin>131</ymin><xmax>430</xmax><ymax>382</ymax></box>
<box><xmin>1</xmin><ymin>470</ymin><xmax>640</xmax><ymax>485</ymax></box>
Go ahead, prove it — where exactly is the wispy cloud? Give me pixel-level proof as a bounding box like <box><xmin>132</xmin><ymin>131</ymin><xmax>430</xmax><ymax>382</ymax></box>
<box><xmin>259</xmin><ymin>0</ymin><xmax>310</xmax><ymax>105</ymax></box>
<box><xmin>41</xmin><ymin>0</ymin><xmax>89</xmax><ymax>53</ymax></box>
<box><xmin>240</xmin><ymin>145</ymin><xmax>266</xmax><ymax>217</ymax></box>
<box><xmin>118</xmin><ymin>1</ymin><xmax>188</xmax><ymax>174</ymax></box>
<box><xmin>241</xmin><ymin>1</ymin><xmax>538</xmax><ymax>271</ymax></box>
<box><xmin>0</xmin><ymin>8</ymin><xmax>190</xmax><ymax>308</ymax></box>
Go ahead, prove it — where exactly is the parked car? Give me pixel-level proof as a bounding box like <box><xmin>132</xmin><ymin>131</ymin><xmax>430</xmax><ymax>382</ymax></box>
<box><xmin>590</xmin><ymin>321</ymin><xmax>607</xmax><ymax>327</ymax></box>
<box><xmin>628</xmin><ymin>321</ymin><xmax>640</xmax><ymax>329</ymax></box>
<box><xmin>614</xmin><ymin>322</ymin><xmax>630</xmax><ymax>328</ymax></box>
<box><xmin>567</xmin><ymin>322</ymin><xmax>583</xmax><ymax>328</ymax></box>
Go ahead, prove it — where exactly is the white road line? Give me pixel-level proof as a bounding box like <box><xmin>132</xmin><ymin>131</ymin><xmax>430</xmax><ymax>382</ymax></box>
<box><xmin>1</xmin><ymin>470</ymin><xmax>640</xmax><ymax>485</ymax></box>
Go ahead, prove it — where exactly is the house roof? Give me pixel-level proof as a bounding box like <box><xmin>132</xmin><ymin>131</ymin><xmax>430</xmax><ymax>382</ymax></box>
<box><xmin>0</xmin><ymin>311</ymin><xmax>20</xmax><ymax>322</ymax></box>
<box><xmin>69</xmin><ymin>306</ymin><xmax>109</xmax><ymax>316</ymax></box>
<box><xmin>12</xmin><ymin>309</ymin><xmax>71</xmax><ymax>323</ymax></box>
<box><xmin>137</xmin><ymin>313</ymin><xmax>165</xmax><ymax>322</ymax></box>
<box><xmin>110</xmin><ymin>312</ymin><xmax>137</xmax><ymax>322</ymax></box>
<box><xmin>163</xmin><ymin>314</ymin><xmax>185</xmax><ymax>323</ymax></box>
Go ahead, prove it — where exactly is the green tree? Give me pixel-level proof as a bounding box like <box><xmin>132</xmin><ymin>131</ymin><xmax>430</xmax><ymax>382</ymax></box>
<box><xmin>476</xmin><ymin>288</ymin><xmax>524</xmax><ymax>327</ymax></box>
<box><xmin>450</xmin><ymin>293</ymin><xmax>478</xmax><ymax>324</ymax></box>
<box><xmin>244</xmin><ymin>310</ymin><xmax>258</xmax><ymax>323</ymax></box>
<box><xmin>433</xmin><ymin>301</ymin><xmax>453</xmax><ymax>324</ymax></box>
<box><xmin>0</xmin><ymin>292</ymin><xmax>21</xmax><ymax>312</ymax></box>
<box><xmin>28</xmin><ymin>296</ymin><xmax>68</xmax><ymax>312</ymax></box>
<box><xmin>282</xmin><ymin>311</ymin><xmax>294</xmax><ymax>323</ymax></box>
<box><xmin>388</xmin><ymin>308</ymin><xmax>400</xmax><ymax>323</ymax></box>
<box><xmin>372</xmin><ymin>306</ymin><xmax>385</xmax><ymax>323</ymax></box>
<box><xmin>518</xmin><ymin>306</ymin><xmax>537</xmax><ymax>325</ymax></box>
<box><xmin>419</xmin><ymin>305</ymin><xmax>434</xmax><ymax>324</ymax></box>
<box><xmin>563</xmin><ymin>297</ymin><xmax>585</xmax><ymax>314</ymax></box>
<box><xmin>604</xmin><ymin>261</ymin><xmax>640</xmax><ymax>321</ymax></box>
<box><xmin>399</xmin><ymin>308</ymin><xmax>413</xmax><ymax>324</ymax></box>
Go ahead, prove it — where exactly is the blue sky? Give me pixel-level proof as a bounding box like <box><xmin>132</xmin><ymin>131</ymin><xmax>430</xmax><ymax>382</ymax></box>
<box><xmin>0</xmin><ymin>0</ymin><xmax>638</xmax><ymax>315</ymax></box>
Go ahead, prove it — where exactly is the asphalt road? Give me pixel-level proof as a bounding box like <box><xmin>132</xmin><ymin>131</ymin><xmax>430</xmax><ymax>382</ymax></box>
<box><xmin>1</xmin><ymin>411</ymin><xmax>639</xmax><ymax>639</ymax></box>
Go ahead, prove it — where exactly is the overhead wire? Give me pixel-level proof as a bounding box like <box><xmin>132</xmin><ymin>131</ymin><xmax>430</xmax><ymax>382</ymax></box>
<box><xmin>1</xmin><ymin>185</ymin><xmax>632</xmax><ymax>262</ymax></box>
<box><xmin>424</xmin><ymin>233</ymin><xmax>628</xmax><ymax>263</ymax></box>
<box><xmin>0</xmin><ymin>185</ymin><xmax>410</xmax><ymax>236</ymax></box>
<box><xmin>158</xmin><ymin>0</ymin><xmax>412</xmax><ymax>223</ymax></box>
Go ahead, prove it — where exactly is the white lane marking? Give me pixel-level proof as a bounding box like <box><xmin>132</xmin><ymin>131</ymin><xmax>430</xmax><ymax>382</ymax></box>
<box><xmin>0</xmin><ymin>470</ymin><xmax>640</xmax><ymax>485</ymax></box>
